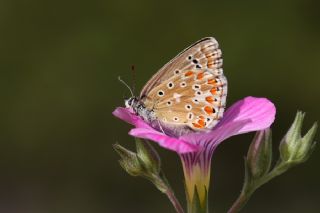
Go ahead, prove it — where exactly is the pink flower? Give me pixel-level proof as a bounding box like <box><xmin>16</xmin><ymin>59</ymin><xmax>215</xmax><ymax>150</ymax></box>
<box><xmin>113</xmin><ymin>96</ymin><xmax>276</xmax><ymax>205</ymax></box>
<box><xmin>113</xmin><ymin>96</ymin><xmax>275</xmax><ymax>154</ymax></box>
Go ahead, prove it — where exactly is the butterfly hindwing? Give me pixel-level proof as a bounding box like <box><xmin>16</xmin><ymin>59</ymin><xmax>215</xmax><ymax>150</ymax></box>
<box><xmin>143</xmin><ymin>68</ymin><xmax>227</xmax><ymax>131</ymax></box>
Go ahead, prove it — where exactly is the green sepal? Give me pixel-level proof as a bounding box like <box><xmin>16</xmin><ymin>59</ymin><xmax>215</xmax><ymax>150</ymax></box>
<box><xmin>135</xmin><ymin>138</ymin><xmax>161</xmax><ymax>175</ymax></box>
<box><xmin>242</xmin><ymin>157</ymin><xmax>253</xmax><ymax>194</ymax></box>
<box><xmin>113</xmin><ymin>141</ymin><xmax>171</xmax><ymax>194</ymax></box>
<box><xmin>186</xmin><ymin>186</ymin><xmax>208</xmax><ymax>213</ymax></box>
<box><xmin>279</xmin><ymin>111</ymin><xmax>318</xmax><ymax>164</ymax></box>
<box><xmin>246</xmin><ymin>129</ymin><xmax>273</xmax><ymax>178</ymax></box>
<box><xmin>295</xmin><ymin>122</ymin><xmax>318</xmax><ymax>162</ymax></box>
<box><xmin>113</xmin><ymin>143</ymin><xmax>145</xmax><ymax>176</ymax></box>
<box><xmin>279</xmin><ymin>111</ymin><xmax>304</xmax><ymax>161</ymax></box>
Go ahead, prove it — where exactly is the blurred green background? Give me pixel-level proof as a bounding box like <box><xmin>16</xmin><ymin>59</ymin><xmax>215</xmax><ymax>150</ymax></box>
<box><xmin>1</xmin><ymin>0</ymin><xmax>319</xmax><ymax>212</ymax></box>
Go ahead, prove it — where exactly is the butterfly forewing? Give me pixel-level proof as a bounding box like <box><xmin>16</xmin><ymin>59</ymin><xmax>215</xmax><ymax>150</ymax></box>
<box><xmin>140</xmin><ymin>37</ymin><xmax>227</xmax><ymax>134</ymax></box>
<box><xmin>140</xmin><ymin>37</ymin><xmax>222</xmax><ymax>97</ymax></box>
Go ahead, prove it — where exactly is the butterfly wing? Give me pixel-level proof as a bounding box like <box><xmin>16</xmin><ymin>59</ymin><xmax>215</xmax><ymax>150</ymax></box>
<box><xmin>140</xmin><ymin>37</ymin><xmax>222</xmax><ymax>97</ymax></box>
<box><xmin>140</xmin><ymin>37</ymin><xmax>227</xmax><ymax>135</ymax></box>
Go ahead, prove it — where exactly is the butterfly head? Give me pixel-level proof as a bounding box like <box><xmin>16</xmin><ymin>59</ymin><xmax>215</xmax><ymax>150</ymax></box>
<box><xmin>125</xmin><ymin>97</ymin><xmax>138</xmax><ymax>108</ymax></box>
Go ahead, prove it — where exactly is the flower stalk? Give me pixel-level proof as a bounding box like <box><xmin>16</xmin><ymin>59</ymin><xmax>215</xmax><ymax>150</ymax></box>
<box><xmin>228</xmin><ymin>160</ymin><xmax>290</xmax><ymax>213</ymax></box>
<box><xmin>149</xmin><ymin>171</ymin><xmax>185</xmax><ymax>213</ymax></box>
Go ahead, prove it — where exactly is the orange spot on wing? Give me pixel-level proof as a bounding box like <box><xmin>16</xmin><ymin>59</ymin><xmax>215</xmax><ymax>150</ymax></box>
<box><xmin>205</xmin><ymin>96</ymin><xmax>214</xmax><ymax>103</ymax></box>
<box><xmin>204</xmin><ymin>106</ymin><xmax>214</xmax><ymax>115</ymax></box>
<box><xmin>210</xmin><ymin>88</ymin><xmax>217</xmax><ymax>95</ymax></box>
<box><xmin>198</xmin><ymin>119</ymin><xmax>205</xmax><ymax>127</ymax></box>
<box><xmin>207</xmin><ymin>79</ymin><xmax>217</xmax><ymax>85</ymax></box>
<box><xmin>185</xmin><ymin>71</ymin><xmax>194</xmax><ymax>77</ymax></box>
<box><xmin>196</xmin><ymin>72</ymin><xmax>204</xmax><ymax>80</ymax></box>
<box><xmin>199</xmin><ymin>115</ymin><xmax>205</xmax><ymax>120</ymax></box>
<box><xmin>193</xmin><ymin>118</ymin><xmax>206</xmax><ymax>128</ymax></box>
<box><xmin>192</xmin><ymin>123</ymin><xmax>202</xmax><ymax>128</ymax></box>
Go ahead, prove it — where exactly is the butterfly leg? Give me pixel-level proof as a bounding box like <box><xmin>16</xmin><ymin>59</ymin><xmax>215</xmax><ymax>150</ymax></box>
<box><xmin>157</xmin><ymin>120</ymin><xmax>166</xmax><ymax>134</ymax></box>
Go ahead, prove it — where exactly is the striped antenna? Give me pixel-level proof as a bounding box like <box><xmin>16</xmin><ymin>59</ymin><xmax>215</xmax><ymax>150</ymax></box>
<box><xmin>131</xmin><ymin>65</ymin><xmax>136</xmax><ymax>95</ymax></box>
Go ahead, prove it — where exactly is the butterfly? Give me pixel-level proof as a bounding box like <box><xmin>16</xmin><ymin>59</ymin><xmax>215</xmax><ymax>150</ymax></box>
<box><xmin>124</xmin><ymin>37</ymin><xmax>227</xmax><ymax>137</ymax></box>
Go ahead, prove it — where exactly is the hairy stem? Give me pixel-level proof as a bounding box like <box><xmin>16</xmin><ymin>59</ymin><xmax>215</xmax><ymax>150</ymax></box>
<box><xmin>165</xmin><ymin>188</ymin><xmax>185</xmax><ymax>213</ymax></box>
<box><xmin>227</xmin><ymin>162</ymin><xmax>290</xmax><ymax>213</ymax></box>
<box><xmin>152</xmin><ymin>173</ymin><xmax>185</xmax><ymax>213</ymax></box>
<box><xmin>227</xmin><ymin>192</ymin><xmax>251</xmax><ymax>213</ymax></box>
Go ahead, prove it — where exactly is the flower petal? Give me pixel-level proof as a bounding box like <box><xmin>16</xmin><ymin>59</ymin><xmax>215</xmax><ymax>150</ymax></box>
<box><xmin>113</xmin><ymin>107</ymin><xmax>151</xmax><ymax>129</ymax></box>
<box><xmin>113</xmin><ymin>107</ymin><xmax>199</xmax><ymax>153</ymax></box>
<box><xmin>217</xmin><ymin>96</ymin><xmax>276</xmax><ymax>133</ymax></box>
<box><xmin>129</xmin><ymin>128</ymin><xmax>200</xmax><ymax>153</ymax></box>
<box><xmin>218</xmin><ymin>97</ymin><xmax>276</xmax><ymax>130</ymax></box>
<box><xmin>181</xmin><ymin>97</ymin><xmax>276</xmax><ymax>145</ymax></box>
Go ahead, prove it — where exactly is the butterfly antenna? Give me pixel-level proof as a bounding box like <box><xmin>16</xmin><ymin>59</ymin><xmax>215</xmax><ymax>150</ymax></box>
<box><xmin>118</xmin><ymin>76</ymin><xmax>134</xmax><ymax>97</ymax></box>
<box><xmin>131</xmin><ymin>65</ymin><xmax>136</xmax><ymax>94</ymax></box>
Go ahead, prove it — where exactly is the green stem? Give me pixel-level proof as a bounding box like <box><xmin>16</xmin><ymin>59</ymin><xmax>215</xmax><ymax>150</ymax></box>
<box><xmin>227</xmin><ymin>192</ymin><xmax>251</xmax><ymax>213</ymax></box>
<box><xmin>227</xmin><ymin>163</ymin><xmax>290</xmax><ymax>213</ymax></box>
<box><xmin>165</xmin><ymin>188</ymin><xmax>185</xmax><ymax>213</ymax></box>
<box><xmin>152</xmin><ymin>174</ymin><xmax>185</xmax><ymax>213</ymax></box>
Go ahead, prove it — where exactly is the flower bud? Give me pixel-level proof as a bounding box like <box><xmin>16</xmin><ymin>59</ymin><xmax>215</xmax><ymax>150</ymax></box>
<box><xmin>113</xmin><ymin>140</ymin><xmax>162</xmax><ymax>176</ymax></box>
<box><xmin>247</xmin><ymin>129</ymin><xmax>272</xmax><ymax>178</ymax></box>
<box><xmin>279</xmin><ymin>111</ymin><xmax>317</xmax><ymax>163</ymax></box>
<box><xmin>113</xmin><ymin>143</ymin><xmax>144</xmax><ymax>176</ymax></box>
<box><xmin>135</xmin><ymin>138</ymin><xmax>161</xmax><ymax>175</ymax></box>
<box><xmin>114</xmin><ymin>142</ymin><xmax>167</xmax><ymax>193</ymax></box>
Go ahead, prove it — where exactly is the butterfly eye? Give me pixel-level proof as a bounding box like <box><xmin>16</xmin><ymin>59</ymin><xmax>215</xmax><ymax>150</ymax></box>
<box><xmin>174</xmin><ymin>70</ymin><xmax>180</xmax><ymax>75</ymax></box>
<box><xmin>167</xmin><ymin>101</ymin><xmax>172</xmax><ymax>106</ymax></box>
<box><xmin>196</xmin><ymin>64</ymin><xmax>202</xmax><ymax>69</ymax></box>
<box><xmin>187</xmin><ymin>55</ymin><xmax>192</xmax><ymax>60</ymax></box>
<box><xmin>157</xmin><ymin>90</ymin><xmax>165</xmax><ymax>97</ymax></box>
<box><xmin>167</xmin><ymin>82</ymin><xmax>174</xmax><ymax>89</ymax></box>
<box><xmin>173</xmin><ymin>117</ymin><xmax>179</xmax><ymax>122</ymax></box>
<box><xmin>192</xmin><ymin>59</ymin><xmax>198</xmax><ymax>64</ymax></box>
